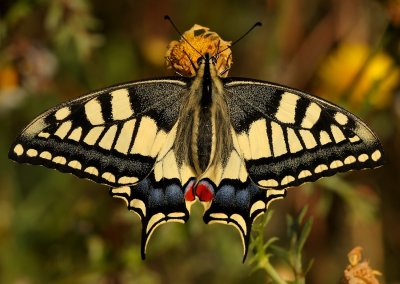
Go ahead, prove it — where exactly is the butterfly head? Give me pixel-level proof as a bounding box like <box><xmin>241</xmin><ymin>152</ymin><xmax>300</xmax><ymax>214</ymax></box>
<box><xmin>165</xmin><ymin>24</ymin><xmax>233</xmax><ymax>77</ymax></box>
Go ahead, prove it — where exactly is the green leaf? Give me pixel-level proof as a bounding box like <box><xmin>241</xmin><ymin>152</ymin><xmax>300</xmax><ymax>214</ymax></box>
<box><xmin>297</xmin><ymin>217</ymin><xmax>313</xmax><ymax>253</ymax></box>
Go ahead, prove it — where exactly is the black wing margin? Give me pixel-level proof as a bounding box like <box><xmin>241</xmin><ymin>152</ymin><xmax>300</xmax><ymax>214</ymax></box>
<box><xmin>224</xmin><ymin>78</ymin><xmax>384</xmax><ymax>190</ymax></box>
<box><xmin>9</xmin><ymin>78</ymin><xmax>189</xmax><ymax>187</ymax></box>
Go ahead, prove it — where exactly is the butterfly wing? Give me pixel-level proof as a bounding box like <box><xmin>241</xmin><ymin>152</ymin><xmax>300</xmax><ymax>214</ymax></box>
<box><xmin>110</xmin><ymin>121</ymin><xmax>196</xmax><ymax>258</ymax></box>
<box><xmin>198</xmin><ymin>129</ymin><xmax>271</xmax><ymax>261</ymax></box>
<box><xmin>224</xmin><ymin>78</ymin><xmax>384</xmax><ymax>191</ymax></box>
<box><xmin>9</xmin><ymin>78</ymin><xmax>197</xmax><ymax>258</ymax></box>
<box><xmin>200</xmin><ymin>78</ymin><xmax>384</xmax><ymax>260</ymax></box>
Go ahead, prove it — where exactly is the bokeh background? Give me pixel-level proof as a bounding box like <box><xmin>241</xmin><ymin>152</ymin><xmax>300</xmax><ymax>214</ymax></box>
<box><xmin>1</xmin><ymin>0</ymin><xmax>399</xmax><ymax>283</ymax></box>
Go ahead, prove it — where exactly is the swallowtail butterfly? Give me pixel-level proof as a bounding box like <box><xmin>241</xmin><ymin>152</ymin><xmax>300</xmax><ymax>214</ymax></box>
<box><xmin>9</xmin><ymin>22</ymin><xmax>384</xmax><ymax>260</ymax></box>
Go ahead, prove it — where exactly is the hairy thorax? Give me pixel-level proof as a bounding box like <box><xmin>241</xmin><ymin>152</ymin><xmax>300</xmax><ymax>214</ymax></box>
<box><xmin>174</xmin><ymin>61</ymin><xmax>233</xmax><ymax>176</ymax></box>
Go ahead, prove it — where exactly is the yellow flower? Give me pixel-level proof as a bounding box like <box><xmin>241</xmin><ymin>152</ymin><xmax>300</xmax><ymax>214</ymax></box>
<box><xmin>165</xmin><ymin>24</ymin><xmax>232</xmax><ymax>77</ymax></box>
<box><xmin>316</xmin><ymin>43</ymin><xmax>399</xmax><ymax>110</ymax></box>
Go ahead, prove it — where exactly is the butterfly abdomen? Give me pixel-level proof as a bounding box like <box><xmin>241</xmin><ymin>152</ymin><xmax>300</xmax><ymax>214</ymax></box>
<box><xmin>196</xmin><ymin>107</ymin><xmax>212</xmax><ymax>171</ymax></box>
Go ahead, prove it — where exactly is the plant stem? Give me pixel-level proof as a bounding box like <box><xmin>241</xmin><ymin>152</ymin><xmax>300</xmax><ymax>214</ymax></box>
<box><xmin>259</xmin><ymin>259</ymin><xmax>288</xmax><ymax>284</ymax></box>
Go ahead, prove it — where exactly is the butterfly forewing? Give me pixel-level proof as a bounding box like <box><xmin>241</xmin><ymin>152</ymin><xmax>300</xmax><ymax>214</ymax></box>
<box><xmin>9</xmin><ymin>79</ymin><xmax>190</xmax><ymax>187</ymax></box>
<box><xmin>224</xmin><ymin>78</ymin><xmax>384</xmax><ymax>191</ymax></box>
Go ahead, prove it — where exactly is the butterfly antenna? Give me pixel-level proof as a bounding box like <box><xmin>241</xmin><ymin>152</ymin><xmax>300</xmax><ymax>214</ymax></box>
<box><xmin>217</xmin><ymin>21</ymin><xmax>262</xmax><ymax>55</ymax></box>
<box><xmin>164</xmin><ymin>15</ymin><xmax>204</xmax><ymax>58</ymax></box>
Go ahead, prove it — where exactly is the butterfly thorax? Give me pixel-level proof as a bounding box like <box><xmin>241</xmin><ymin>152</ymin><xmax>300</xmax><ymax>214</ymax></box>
<box><xmin>174</xmin><ymin>54</ymin><xmax>233</xmax><ymax>177</ymax></box>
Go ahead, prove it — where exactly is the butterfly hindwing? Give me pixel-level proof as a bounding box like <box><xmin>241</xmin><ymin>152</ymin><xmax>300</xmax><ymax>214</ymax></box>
<box><xmin>9</xmin><ymin>79</ymin><xmax>189</xmax><ymax>187</ymax></box>
<box><xmin>116</xmin><ymin>121</ymin><xmax>196</xmax><ymax>258</ymax></box>
<box><xmin>197</xmin><ymin>128</ymin><xmax>277</xmax><ymax>260</ymax></box>
<box><xmin>202</xmin><ymin>178</ymin><xmax>270</xmax><ymax>261</ymax></box>
<box><xmin>224</xmin><ymin>78</ymin><xmax>384</xmax><ymax>190</ymax></box>
<box><xmin>110</xmin><ymin>172</ymin><xmax>195</xmax><ymax>259</ymax></box>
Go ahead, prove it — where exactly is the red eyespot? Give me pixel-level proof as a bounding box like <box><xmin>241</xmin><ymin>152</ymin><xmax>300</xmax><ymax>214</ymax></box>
<box><xmin>184</xmin><ymin>180</ymin><xmax>196</xmax><ymax>201</ymax></box>
<box><xmin>195</xmin><ymin>181</ymin><xmax>214</xmax><ymax>202</ymax></box>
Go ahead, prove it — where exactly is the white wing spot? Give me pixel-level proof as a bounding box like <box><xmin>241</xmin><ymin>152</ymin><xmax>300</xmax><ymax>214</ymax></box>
<box><xmin>287</xmin><ymin>128</ymin><xmax>303</xmax><ymax>153</ymax></box>
<box><xmin>39</xmin><ymin>151</ymin><xmax>52</xmax><ymax>160</ymax></box>
<box><xmin>131</xmin><ymin>199</ymin><xmax>147</xmax><ymax>216</ymax></box>
<box><xmin>271</xmin><ymin>121</ymin><xmax>287</xmax><ymax>157</ymax></box>
<box><xmin>349</xmin><ymin>135</ymin><xmax>360</xmax><ymax>143</ymax></box>
<box><xmin>259</xmin><ymin>179</ymin><xmax>279</xmax><ymax>187</ymax></box>
<box><xmin>163</xmin><ymin>151</ymin><xmax>180</xmax><ymax>180</ymax></box>
<box><xmin>330</xmin><ymin>160</ymin><xmax>344</xmax><ymax>169</ymax></box>
<box><xmin>54</xmin><ymin>107</ymin><xmax>71</xmax><ymax>120</ymax></box>
<box><xmin>84</xmin><ymin>166</ymin><xmax>99</xmax><ymax>176</ymax></box>
<box><xmin>237</xmin><ymin>133</ymin><xmax>251</xmax><ymax>160</ymax></box>
<box><xmin>266</xmin><ymin>189</ymin><xmax>286</xmax><ymax>198</ymax></box>
<box><xmin>222</xmin><ymin>152</ymin><xmax>241</xmax><ymax>180</ymax></box>
<box><xmin>231</xmin><ymin>214</ymin><xmax>247</xmax><ymax>235</ymax></box>
<box><xmin>315</xmin><ymin>164</ymin><xmax>328</xmax><ymax>173</ymax></box>
<box><xmin>146</xmin><ymin>213</ymin><xmax>166</xmax><ymax>233</ymax></box>
<box><xmin>154</xmin><ymin>161</ymin><xmax>163</xmax><ymax>182</ymax></box>
<box><xmin>102</xmin><ymin>172</ymin><xmax>116</xmax><ymax>183</ymax></box>
<box><xmin>298</xmin><ymin>170</ymin><xmax>312</xmax><ymax>179</ymax></box>
<box><xmin>344</xmin><ymin>156</ymin><xmax>356</xmax><ymax>164</ymax></box>
<box><xmin>83</xmin><ymin>126</ymin><xmax>105</xmax><ymax>145</ymax></box>
<box><xmin>112</xmin><ymin>195</ymin><xmax>129</xmax><ymax>206</ymax></box>
<box><xmin>118</xmin><ymin>176</ymin><xmax>139</xmax><ymax>185</ymax></box>
<box><xmin>85</xmin><ymin>98</ymin><xmax>104</xmax><ymax>125</ymax></box>
<box><xmin>68</xmin><ymin>127</ymin><xmax>83</xmax><ymax>142</ymax></box>
<box><xmin>281</xmin><ymin>175</ymin><xmax>295</xmax><ymax>186</ymax></box>
<box><xmin>358</xmin><ymin>154</ymin><xmax>369</xmax><ymax>162</ymax></box>
<box><xmin>38</xmin><ymin>132</ymin><xmax>50</xmax><ymax>139</ymax></box>
<box><xmin>110</xmin><ymin>89</ymin><xmax>134</xmax><ymax>120</ymax></box>
<box><xmin>54</xmin><ymin>121</ymin><xmax>72</xmax><ymax>139</ymax></box>
<box><xmin>27</xmin><ymin>149</ymin><xmax>38</xmax><ymax>157</ymax></box>
<box><xmin>68</xmin><ymin>160</ymin><xmax>82</xmax><ymax>170</ymax></box>
<box><xmin>334</xmin><ymin>112</ymin><xmax>349</xmax><ymax>125</ymax></box>
<box><xmin>371</xmin><ymin>150</ymin><xmax>381</xmax><ymax>161</ymax></box>
<box><xmin>209</xmin><ymin>213</ymin><xmax>229</xmax><ymax>219</ymax></box>
<box><xmin>299</xmin><ymin>130</ymin><xmax>317</xmax><ymax>149</ymax></box>
<box><xmin>98</xmin><ymin>125</ymin><xmax>118</xmax><ymax>150</ymax></box>
<box><xmin>130</xmin><ymin>117</ymin><xmax>158</xmax><ymax>156</ymax></box>
<box><xmin>52</xmin><ymin>156</ymin><xmax>67</xmax><ymax>165</ymax></box>
<box><xmin>301</xmin><ymin>102</ymin><xmax>321</xmax><ymax>129</ymax></box>
<box><xmin>115</xmin><ymin>119</ymin><xmax>136</xmax><ymax>154</ymax></box>
<box><xmin>319</xmin><ymin>131</ymin><xmax>332</xmax><ymax>145</ymax></box>
<box><xmin>250</xmin><ymin>200</ymin><xmax>266</xmax><ymax>216</ymax></box>
<box><xmin>13</xmin><ymin>144</ymin><xmax>24</xmax><ymax>156</ymax></box>
<box><xmin>331</xmin><ymin>125</ymin><xmax>346</xmax><ymax>143</ymax></box>
<box><xmin>248</xmin><ymin>119</ymin><xmax>272</xmax><ymax>159</ymax></box>
<box><xmin>168</xmin><ymin>212</ymin><xmax>186</xmax><ymax>218</ymax></box>
<box><xmin>111</xmin><ymin>186</ymin><xmax>130</xmax><ymax>195</ymax></box>
<box><xmin>150</xmin><ymin>130</ymin><xmax>168</xmax><ymax>157</ymax></box>
<box><xmin>275</xmin><ymin>92</ymin><xmax>300</xmax><ymax>124</ymax></box>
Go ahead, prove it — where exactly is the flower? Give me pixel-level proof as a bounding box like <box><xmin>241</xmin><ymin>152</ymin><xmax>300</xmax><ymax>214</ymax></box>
<box><xmin>316</xmin><ymin>43</ymin><xmax>399</xmax><ymax>110</ymax></box>
<box><xmin>343</xmin><ymin>246</ymin><xmax>382</xmax><ymax>284</ymax></box>
<box><xmin>165</xmin><ymin>24</ymin><xmax>232</xmax><ymax>77</ymax></box>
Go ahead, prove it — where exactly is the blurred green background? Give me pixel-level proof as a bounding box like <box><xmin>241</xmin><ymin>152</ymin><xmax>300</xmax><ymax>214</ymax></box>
<box><xmin>1</xmin><ymin>0</ymin><xmax>399</xmax><ymax>283</ymax></box>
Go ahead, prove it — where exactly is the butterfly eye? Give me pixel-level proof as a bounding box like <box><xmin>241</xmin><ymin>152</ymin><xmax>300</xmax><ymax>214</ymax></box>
<box><xmin>197</xmin><ymin>57</ymin><xmax>205</xmax><ymax>65</ymax></box>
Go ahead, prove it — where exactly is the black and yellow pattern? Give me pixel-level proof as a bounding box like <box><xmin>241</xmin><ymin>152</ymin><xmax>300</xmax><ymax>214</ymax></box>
<box><xmin>9</xmin><ymin>24</ymin><xmax>384</xmax><ymax>261</ymax></box>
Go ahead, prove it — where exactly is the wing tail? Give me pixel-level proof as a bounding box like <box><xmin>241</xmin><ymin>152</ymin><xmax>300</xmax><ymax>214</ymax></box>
<box><xmin>110</xmin><ymin>173</ymin><xmax>194</xmax><ymax>259</ymax></box>
<box><xmin>202</xmin><ymin>179</ymin><xmax>267</xmax><ymax>261</ymax></box>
